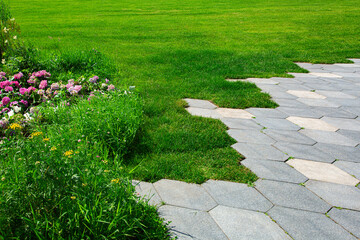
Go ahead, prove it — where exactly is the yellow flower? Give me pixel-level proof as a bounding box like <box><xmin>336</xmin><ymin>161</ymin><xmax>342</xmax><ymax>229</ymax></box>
<box><xmin>70</xmin><ymin>196</ymin><xmax>76</xmax><ymax>200</ymax></box>
<box><xmin>50</xmin><ymin>146</ymin><xmax>57</xmax><ymax>151</ymax></box>
<box><xmin>64</xmin><ymin>150</ymin><xmax>74</xmax><ymax>157</ymax></box>
<box><xmin>82</xmin><ymin>183</ymin><xmax>87</xmax><ymax>187</ymax></box>
<box><xmin>75</xmin><ymin>151</ymin><xmax>79</xmax><ymax>154</ymax></box>
<box><xmin>30</xmin><ymin>132</ymin><xmax>43</xmax><ymax>139</ymax></box>
<box><xmin>104</xmin><ymin>170</ymin><xmax>110</xmax><ymax>173</ymax></box>
<box><xmin>111</xmin><ymin>178</ymin><xmax>120</xmax><ymax>184</ymax></box>
<box><xmin>9</xmin><ymin>123</ymin><xmax>22</xmax><ymax>130</ymax></box>
<box><xmin>35</xmin><ymin>161</ymin><xmax>40</xmax><ymax>165</ymax></box>
<box><xmin>43</xmin><ymin>138</ymin><xmax>50</xmax><ymax>142</ymax></box>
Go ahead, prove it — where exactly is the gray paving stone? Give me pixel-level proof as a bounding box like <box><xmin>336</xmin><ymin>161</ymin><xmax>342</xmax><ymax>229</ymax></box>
<box><xmin>232</xmin><ymin>142</ymin><xmax>289</xmax><ymax>161</ymax></box>
<box><xmin>328</xmin><ymin>208</ymin><xmax>360</xmax><ymax>238</ymax></box>
<box><xmin>337</xmin><ymin>129</ymin><xmax>360</xmax><ymax>143</ymax></box>
<box><xmin>159</xmin><ymin>205</ymin><xmax>228</xmax><ymax>240</ymax></box>
<box><xmin>303</xmin><ymin>83</ymin><xmax>339</xmax><ymax>91</ymax></box>
<box><xmin>277</xmin><ymin>106</ymin><xmax>323</xmax><ymax>118</ymax></box>
<box><xmin>341</xmin><ymin>106</ymin><xmax>360</xmax><ymax>116</ymax></box>
<box><xmin>272</xmin><ymin>98</ymin><xmax>308</xmax><ymax>108</ymax></box>
<box><xmin>255</xmin><ymin>180</ymin><xmax>331</xmax><ymax>213</ymax></box>
<box><xmin>268</xmin><ymin>206</ymin><xmax>357</xmax><ymax>240</ymax></box>
<box><xmin>221</xmin><ymin>118</ymin><xmax>262</xmax><ymax>130</ymax></box>
<box><xmin>202</xmin><ymin>180</ymin><xmax>273</xmax><ymax>212</ymax></box>
<box><xmin>242</xmin><ymin>159</ymin><xmax>308</xmax><ymax>183</ymax></box>
<box><xmin>263</xmin><ymin>129</ymin><xmax>316</xmax><ymax>145</ymax></box>
<box><xmin>333</xmin><ymin>161</ymin><xmax>360</xmax><ymax>179</ymax></box>
<box><xmin>246</xmin><ymin>108</ymin><xmax>289</xmax><ymax>118</ymax></box>
<box><xmin>186</xmin><ymin>107</ymin><xmax>222</xmax><ymax>119</ymax></box>
<box><xmin>314</xmin><ymin>143</ymin><xmax>360</xmax><ymax>163</ymax></box>
<box><xmin>132</xmin><ymin>180</ymin><xmax>162</xmax><ymax>206</ymax></box>
<box><xmin>297</xmin><ymin>98</ymin><xmax>341</xmax><ymax>108</ymax></box>
<box><xmin>273</xmin><ymin>142</ymin><xmax>334</xmax><ymax>163</ymax></box>
<box><xmin>311</xmin><ymin>106</ymin><xmax>358</xmax><ymax>119</ymax></box>
<box><xmin>227</xmin><ymin>129</ymin><xmax>276</xmax><ymax>144</ymax></box>
<box><xmin>322</xmin><ymin>117</ymin><xmax>360</xmax><ymax>131</ymax></box>
<box><xmin>153</xmin><ymin>179</ymin><xmax>217</xmax><ymax>211</ymax></box>
<box><xmin>210</xmin><ymin>205</ymin><xmax>291</xmax><ymax>240</ymax></box>
<box><xmin>278</xmin><ymin>83</ymin><xmax>312</xmax><ymax>91</ymax></box>
<box><xmin>327</xmin><ymin>98</ymin><xmax>360</xmax><ymax>107</ymax></box>
<box><xmin>305</xmin><ymin>180</ymin><xmax>360</xmax><ymax>210</ymax></box>
<box><xmin>316</xmin><ymin>90</ymin><xmax>356</xmax><ymax>99</ymax></box>
<box><xmin>299</xmin><ymin>129</ymin><xmax>358</xmax><ymax>147</ymax></box>
<box><xmin>253</xmin><ymin>117</ymin><xmax>300</xmax><ymax>130</ymax></box>
<box><xmin>184</xmin><ymin>98</ymin><xmax>217</xmax><ymax>109</ymax></box>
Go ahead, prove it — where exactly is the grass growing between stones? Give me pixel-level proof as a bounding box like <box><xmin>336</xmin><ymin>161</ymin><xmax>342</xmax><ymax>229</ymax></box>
<box><xmin>10</xmin><ymin>0</ymin><xmax>360</xmax><ymax>183</ymax></box>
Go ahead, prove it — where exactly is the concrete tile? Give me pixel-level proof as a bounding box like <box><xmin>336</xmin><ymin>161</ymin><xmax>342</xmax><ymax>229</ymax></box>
<box><xmin>327</xmin><ymin>98</ymin><xmax>360</xmax><ymax>107</ymax></box>
<box><xmin>232</xmin><ymin>142</ymin><xmax>289</xmax><ymax>161</ymax></box>
<box><xmin>246</xmin><ymin>108</ymin><xmax>289</xmax><ymax>119</ymax></box>
<box><xmin>314</xmin><ymin>143</ymin><xmax>360</xmax><ymax>163</ymax></box>
<box><xmin>153</xmin><ymin>179</ymin><xmax>217</xmax><ymax>211</ymax></box>
<box><xmin>159</xmin><ymin>205</ymin><xmax>228</xmax><ymax>240</ymax></box>
<box><xmin>274</xmin><ymin>142</ymin><xmax>334</xmax><ymax>163</ymax></box>
<box><xmin>227</xmin><ymin>129</ymin><xmax>276</xmax><ymax>144</ymax></box>
<box><xmin>309</xmin><ymin>72</ymin><xmax>342</xmax><ymax>78</ymax></box>
<box><xmin>333</xmin><ymin>161</ymin><xmax>360</xmax><ymax>179</ymax></box>
<box><xmin>311</xmin><ymin>107</ymin><xmax>358</xmax><ymax>119</ymax></box>
<box><xmin>341</xmin><ymin>106</ymin><xmax>360</xmax><ymax>116</ymax></box>
<box><xmin>221</xmin><ymin>118</ymin><xmax>262</xmax><ymax>130</ymax></box>
<box><xmin>297</xmin><ymin>98</ymin><xmax>340</xmax><ymax>108</ymax></box>
<box><xmin>337</xmin><ymin>129</ymin><xmax>360</xmax><ymax>143</ymax></box>
<box><xmin>272</xmin><ymin>98</ymin><xmax>308</xmax><ymax>108</ymax></box>
<box><xmin>290</xmin><ymin>72</ymin><xmax>319</xmax><ymax>78</ymax></box>
<box><xmin>216</xmin><ymin>108</ymin><xmax>254</xmax><ymax>119</ymax></box>
<box><xmin>241</xmin><ymin>159</ymin><xmax>308</xmax><ymax>183</ymax></box>
<box><xmin>286</xmin><ymin>116</ymin><xmax>338</xmax><ymax>131</ymax></box>
<box><xmin>287</xmin><ymin>90</ymin><xmax>326</xmax><ymax>99</ymax></box>
<box><xmin>202</xmin><ymin>180</ymin><xmax>273</xmax><ymax>212</ymax></box>
<box><xmin>336</xmin><ymin>72</ymin><xmax>360</xmax><ymax>78</ymax></box>
<box><xmin>277</xmin><ymin>107</ymin><xmax>322</xmax><ymax>118</ymax></box>
<box><xmin>254</xmin><ymin>117</ymin><xmax>300</xmax><ymax>130</ymax></box>
<box><xmin>210</xmin><ymin>205</ymin><xmax>291</xmax><ymax>240</ymax></box>
<box><xmin>328</xmin><ymin>208</ymin><xmax>360</xmax><ymax>238</ymax></box>
<box><xmin>299</xmin><ymin>129</ymin><xmax>358</xmax><ymax>147</ymax></box>
<box><xmin>322</xmin><ymin>117</ymin><xmax>360</xmax><ymax>131</ymax></box>
<box><xmin>263</xmin><ymin>129</ymin><xmax>316</xmax><ymax>145</ymax></box>
<box><xmin>186</xmin><ymin>107</ymin><xmax>222</xmax><ymax>119</ymax></box>
<box><xmin>247</xmin><ymin>78</ymin><xmax>280</xmax><ymax>85</ymax></box>
<box><xmin>305</xmin><ymin>180</ymin><xmax>360</xmax><ymax>210</ymax></box>
<box><xmin>184</xmin><ymin>98</ymin><xmax>217</xmax><ymax>109</ymax></box>
<box><xmin>316</xmin><ymin>91</ymin><xmax>356</xmax><ymax>99</ymax></box>
<box><xmin>132</xmin><ymin>180</ymin><xmax>162</xmax><ymax>206</ymax></box>
<box><xmin>278</xmin><ymin>83</ymin><xmax>312</xmax><ymax>90</ymax></box>
<box><xmin>255</xmin><ymin>180</ymin><xmax>331</xmax><ymax>213</ymax></box>
<box><xmin>303</xmin><ymin>83</ymin><xmax>339</xmax><ymax>91</ymax></box>
<box><xmin>287</xmin><ymin>159</ymin><xmax>359</xmax><ymax>186</ymax></box>
<box><xmin>268</xmin><ymin>206</ymin><xmax>357</xmax><ymax>240</ymax></box>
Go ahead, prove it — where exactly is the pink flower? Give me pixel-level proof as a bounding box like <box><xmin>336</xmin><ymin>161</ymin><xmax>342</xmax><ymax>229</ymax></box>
<box><xmin>51</xmin><ymin>83</ymin><xmax>59</xmax><ymax>90</ymax></box>
<box><xmin>107</xmin><ymin>84</ymin><xmax>115</xmax><ymax>91</ymax></box>
<box><xmin>0</xmin><ymin>72</ymin><xmax>6</xmax><ymax>77</ymax></box>
<box><xmin>10</xmin><ymin>101</ymin><xmax>18</xmax><ymax>107</ymax></box>
<box><xmin>13</xmin><ymin>72</ymin><xmax>23</xmax><ymax>80</ymax></box>
<box><xmin>27</xmin><ymin>86</ymin><xmax>37</xmax><ymax>93</ymax></box>
<box><xmin>74</xmin><ymin>85</ymin><xmax>82</xmax><ymax>93</ymax></box>
<box><xmin>68</xmin><ymin>79</ymin><xmax>74</xmax><ymax>85</ymax></box>
<box><xmin>66</xmin><ymin>83</ymin><xmax>74</xmax><ymax>89</ymax></box>
<box><xmin>1</xmin><ymin>97</ymin><xmax>10</xmax><ymax>106</ymax></box>
<box><xmin>19</xmin><ymin>88</ymin><xmax>28</xmax><ymax>95</ymax></box>
<box><xmin>37</xmin><ymin>90</ymin><xmax>45</xmax><ymax>95</ymax></box>
<box><xmin>0</xmin><ymin>80</ymin><xmax>11</xmax><ymax>89</ymax></box>
<box><xmin>39</xmin><ymin>80</ymin><xmax>47</xmax><ymax>89</ymax></box>
<box><xmin>1</xmin><ymin>108</ymin><xmax>10</xmax><ymax>113</ymax></box>
<box><xmin>10</xmin><ymin>81</ymin><xmax>20</xmax><ymax>87</ymax></box>
<box><xmin>4</xmin><ymin>86</ymin><xmax>13</xmax><ymax>92</ymax></box>
<box><xmin>105</xmin><ymin>78</ymin><xmax>109</xmax><ymax>83</ymax></box>
<box><xmin>20</xmin><ymin>100</ymin><xmax>28</xmax><ymax>107</ymax></box>
<box><xmin>89</xmin><ymin>76</ymin><xmax>99</xmax><ymax>83</ymax></box>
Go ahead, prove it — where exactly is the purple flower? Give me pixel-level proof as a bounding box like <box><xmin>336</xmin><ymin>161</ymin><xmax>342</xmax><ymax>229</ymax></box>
<box><xmin>105</xmin><ymin>78</ymin><xmax>109</xmax><ymax>83</ymax></box>
<box><xmin>19</xmin><ymin>88</ymin><xmax>28</xmax><ymax>95</ymax></box>
<box><xmin>0</xmin><ymin>119</ymin><xmax>9</xmax><ymax>128</ymax></box>
<box><xmin>13</xmin><ymin>72</ymin><xmax>23</xmax><ymax>80</ymax></box>
<box><xmin>68</xmin><ymin>79</ymin><xmax>75</xmax><ymax>85</ymax></box>
<box><xmin>1</xmin><ymin>108</ymin><xmax>10</xmax><ymax>113</ymax></box>
<box><xmin>89</xmin><ymin>76</ymin><xmax>99</xmax><ymax>83</ymax></box>
<box><xmin>39</xmin><ymin>80</ymin><xmax>48</xmax><ymax>89</ymax></box>
<box><xmin>4</xmin><ymin>86</ymin><xmax>13</xmax><ymax>92</ymax></box>
<box><xmin>37</xmin><ymin>90</ymin><xmax>45</xmax><ymax>95</ymax></box>
<box><xmin>51</xmin><ymin>83</ymin><xmax>59</xmax><ymax>90</ymax></box>
<box><xmin>0</xmin><ymin>72</ymin><xmax>6</xmax><ymax>77</ymax></box>
<box><xmin>1</xmin><ymin>97</ymin><xmax>10</xmax><ymax>106</ymax></box>
<box><xmin>107</xmin><ymin>84</ymin><xmax>115</xmax><ymax>91</ymax></box>
<box><xmin>10</xmin><ymin>101</ymin><xmax>18</xmax><ymax>107</ymax></box>
<box><xmin>74</xmin><ymin>85</ymin><xmax>82</xmax><ymax>93</ymax></box>
<box><xmin>20</xmin><ymin>100</ymin><xmax>28</xmax><ymax>107</ymax></box>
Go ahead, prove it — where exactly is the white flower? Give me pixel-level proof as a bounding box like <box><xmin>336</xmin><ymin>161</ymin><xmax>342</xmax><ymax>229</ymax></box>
<box><xmin>10</xmin><ymin>18</ymin><xmax>15</xmax><ymax>21</ymax></box>
<box><xmin>4</xmin><ymin>40</ymin><xmax>8</xmax><ymax>44</ymax></box>
<box><xmin>8</xmin><ymin>110</ymin><xmax>14</xmax><ymax>118</ymax></box>
<box><xmin>13</xmin><ymin>106</ymin><xmax>21</xmax><ymax>113</ymax></box>
<box><xmin>24</xmin><ymin>113</ymin><xmax>32</xmax><ymax>120</ymax></box>
<box><xmin>1</xmin><ymin>59</ymin><xmax>5</xmax><ymax>65</ymax></box>
<box><xmin>13</xmin><ymin>35</ymin><xmax>17</xmax><ymax>40</ymax></box>
<box><xmin>3</xmin><ymin>27</ymin><xmax>8</xmax><ymax>33</ymax></box>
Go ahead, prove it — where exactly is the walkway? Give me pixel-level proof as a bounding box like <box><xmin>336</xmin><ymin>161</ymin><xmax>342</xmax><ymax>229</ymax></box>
<box><xmin>133</xmin><ymin>59</ymin><xmax>360</xmax><ymax>239</ymax></box>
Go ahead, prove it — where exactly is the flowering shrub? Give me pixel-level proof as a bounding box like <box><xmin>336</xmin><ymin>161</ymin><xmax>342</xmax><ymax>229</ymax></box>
<box><xmin>0</xmin><ymin>69</ymin><xmax>117</xmax><ymax>137</ymax></box>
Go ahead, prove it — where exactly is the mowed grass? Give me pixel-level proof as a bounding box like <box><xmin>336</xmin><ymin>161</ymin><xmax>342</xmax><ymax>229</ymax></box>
<box><xmin>10</xmin><ymin>0</ymin><xmax>360</xmax><ymax>183</ymax></box>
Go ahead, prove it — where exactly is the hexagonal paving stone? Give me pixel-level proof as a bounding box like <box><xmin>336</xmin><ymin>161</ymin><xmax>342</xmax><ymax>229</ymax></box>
<box><xmin>241</xmin><ymin>159</ymin><xmax>308</xmax><ymax>183</ymax></box>
<box><xmin>186</xmin><ymin>107</ymin><xmax>222</xmax><ymax>119</ymax></box>
<box><xmin>216</xmin><ymin>108</ymin><xmax>254</xmax><ymax>119</ymax></box>
<box><xmin>305</xmin><ymin>180</ymin><xmax>360</xmax><ymax>210</ymax></box>
<box><xmin>232</xmin><ymin>142</ymin><xmax>288</xmax><ymax>161</ymax></box>
<box><xmin>287</xmin><ymin>159</ymin><xmax>359</xmax><ymax>186</ymax></box>
<box><xmin>210</xmin><ymin>205</ymin><xmax>291</xmax><ymax>240</ymax></box>
<box><xmin>227</xmin><ymin>129</ymin><xmax>276</xmax><ymax>144</ymax></box>
<box><xmin>286</xmin><ymin>90</ymin><xmax>326</xmax><ymax>99</ymax></box>
<box><xmin>314</xmin><ymin>143</ymin><xmax>360</xmax><ymax>163</ymax></box>
<box><xmin>311</xmin><ymin>106</ymin><xmax>358</xmax><ymax>119</ymax></box>
<box><xmin>321</xmin><ymin>117</ymin><xmax>360</xmax><ymax>131</ymax></box>
<box><xmin>309</xmin><ymin>72</ymin><xmax>342</xmax><ymax>78</ymax></box>
<box><xmin>316</xmin><ymin>91</ymin><xmax>356</xmax><ymax>99</ymax></box>
<box><xmin>184</xmin><ymin>98</ymin><xmax>217</xmax><ymax>109</ymax></box>
<box><xmin>153</xmin><ymin>179</ymin><xmax>217</xmax><ymax>211</ymax></box>
<box><xmin>132</xmin><ymin>180</ymin><xmax>162</xmax><ymax>206</ymax></box>
<box><xmin>277</xmin><ymin>106</ymin><xmax>322</xmax><ymax>118</ymax></box>
<box><xmin>337</xmin><ymin>129</ymin><xmax>360</xmax><ymax>143</ymax></box>
<box><xmin>268</xmin><ymin>206</ymin><xmax>357</xmax><ymax>240</ymax></box>
<box><xmin>159</xmin><ymin>205</ymin><xmax>228</xmax><ymax>240</ymax></box>
<box><xmin>299</xmin><ymin>129</ymin><xmax>358</xmax><ymax>147</ymax></box>
<box><xmin>221</xmin><ymin>118</ymin><xmax>262</xmax><ymax>130</ymax></box>
<box><xmin>297</xmin><ymin>98</ymin><xmax>340</xmax><ymax>108</ymax></box>
<box><xmin>202</xmin><ymin>180</ymin><xmax>273</xmax><ymax>212</ymax></box>
<box><xmin>254</xmin><ymin>117</ymin><xmax>300</xmax><ymax>131</ymax></box>
<box><xmin>255</xmin><ymin>180</ymin><xmax>331</xmax><ymax>213</ymax></box>
<box><xmin>286</xmin><ymin>116</ymin><xmax>338</xmax><ymax>131</ymax></box>
<box><xmin>246</xmin><ymin>108</ymin><xmax>289</xmax><ymax>118</ymax></box>
<box><xmin>263</xmin><ymin>129</ymin><xmax>316</xmax><ymax>145</ymax></box>
<box><xmin>328</xmin><ymin>208</ymin><xmax>360</xmax><ymax>239</ymax></box>
<box><xmin>333</xmin><ymin>161</ymin><xmax>360</xmax><ymax>179</ymax></box>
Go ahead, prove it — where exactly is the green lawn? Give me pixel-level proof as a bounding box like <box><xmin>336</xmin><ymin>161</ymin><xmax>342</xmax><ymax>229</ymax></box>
<box><xmin>10</xmin><ymin>0</ymin><xmax>360</xmax><ymax>183</ymax></box>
